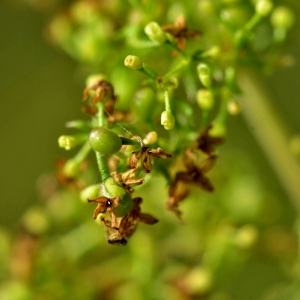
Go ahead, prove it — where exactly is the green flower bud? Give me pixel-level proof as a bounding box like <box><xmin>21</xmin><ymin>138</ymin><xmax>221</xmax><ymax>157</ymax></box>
<box><xmin>184</xmin><ymin>267</ymin><xmax>213</xmax><ymax>295</ymax></box>
<box><xmin>144</xmin><ymin>22</ymin><xmax>167</xmax><ymax>44</ymax></box>
<box><xmin>220</xmin><ymin>6</ymin><xmax>252</xmax><ymax>29</ymax></box>
<box><xmin>124</xmin><ymin>55</ymin><xmax>143</xmax><ymax>70</ymax></box>
<box><xmin>201</xmin><ymin>45</ymin><xmax>221</xmax><ymax>59</ymax></box>
<box><xmin>271</xmin><ymin>6</ymin><xmax>295</xmax><ymax>30</ymax></box>
<box><xmin>197</xmin><ymin>89</ymin><xmax>214</xmax><ymax>110</ymax></box>
<box><xmin>63</xmin><ymin>159</ymin><xmax>81</xmax><ymax>178</ymax></box>
<box><xmin>198</xmin><ymin>0</ymin><xmax>215</xmax><ymax>16</ymax></box>
<box><xmin>58</xmin><ymin>134</ymin><xmax>87</xmax><ymax>150</ymax></box>
<box><xmin>227</xmin><ymin>100</ymin><xmax>241</xmax><ymax>115</ymax></box>
<box><xmin>255</xmin><ymin>0</ymin><xmax>273</xmax><ymax>17</ymax></box>
<box><xmin>235</xmin><ymin>225</ymin><xmax>258</xmax><ymax>249</ymax></box>
<box><xmin>209</xmin><ymin>122</ymin><xmax>227</xmax><ymax>138</ymax></box>
<box><xmin>143</xmin><ymin>131</ymin><xmax>158</xmax><ymax>145</ymax></box>
<box><xmin>104</xmin><ymin>177</ymin><xmax>133</xmax><ymax>217</ymax></box>
<box><xmin>132</xmin><ymin>88</ymin><xmax>156</xmax><ymax>121</ymax></box>
<box><xmin>80</xmin><ymin>184</ymin><xmax>101</xmax><ymax>203</ymax></box>
<box><xmin>161</xmin><ymin>111</ymin><xmax>175</xmax><ymax>130</ymax></box>
<box><xmin>85</xmin><ymin>74</ymin><xmax>107</xmax><ymax>87</ymax></box>
<box><xmin>88</xmin><ymin>127</ymin><xmax>122</xmax><ymax>154</ymax></box>
<box><xmin>197</xmin><ymin>63</ymin><xmax>212</xmax><ymax>88</ymax></box>
<box><xmin>22</xmin><ymin>207</ymin><xmax>50</xmax><ymax>235</ymax></box>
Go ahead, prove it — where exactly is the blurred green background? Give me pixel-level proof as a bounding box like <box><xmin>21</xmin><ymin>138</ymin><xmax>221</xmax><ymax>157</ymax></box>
<box><xmin>1</xmin><ymin>0</ymin><xmax>300</xmax><ymax>299</ymax></box>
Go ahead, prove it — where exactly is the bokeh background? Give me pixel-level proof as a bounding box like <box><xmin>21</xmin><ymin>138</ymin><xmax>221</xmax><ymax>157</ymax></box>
<box><xmin>1</xmin><ymin>0</ymin><xmax>300</xmax><ymax>299</ymax></box>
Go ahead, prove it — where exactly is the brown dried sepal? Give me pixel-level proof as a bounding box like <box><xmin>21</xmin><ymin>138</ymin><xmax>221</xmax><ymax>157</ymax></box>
<box><xmin>130</xmin><ymin>147</ymin><xmax>172</xmax><ymax>173</ymax></box>
<box><xmin>83</xmin><ymin>80</ymin><xmax>117</xmax><ymax>106</ymax></box>
<box><xmin>88</xmin><ymin>195</ymin><xmax>121</xmax><ymax>221</ymax></box>
<box><xmin>193</xmin><ymin>125</ymin><xmax>224</xmax><ymax>156</ymax></box>
<box><xmin>162</xmin><ymin>16</ymin><xmax>201</xmax><ymax>57</ymax></box>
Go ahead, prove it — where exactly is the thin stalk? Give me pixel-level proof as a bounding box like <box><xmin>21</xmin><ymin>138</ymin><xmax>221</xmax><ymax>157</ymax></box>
<box><xmin>74</xmin><ymin>142</ymin><xmax>92</xmax><ymax>163</ymax></box>
<box><xmin>164</xmin><ymin>89</ymin><xmax>171</xmax><ymax>112</ymax></box>
<box><xmin>165</xmin><ymin>40</ymin><xmax>188</xmax><ymax>60</ymax></box>
<box><xmin>96</xmin><ymin>101</ymin><xmax>111</xmax><ymax>182</ymax></box>
<box><xmin>239</xmin><ymin>69</ymin><xmax>300</xmax><ymax>213</ymax></box>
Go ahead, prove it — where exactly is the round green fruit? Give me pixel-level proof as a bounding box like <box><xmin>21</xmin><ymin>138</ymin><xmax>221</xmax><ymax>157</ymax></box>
<box><xmin>88</xmin><ymin>127</ymin><xmax>122</xmax><ymax>154</ymax></box>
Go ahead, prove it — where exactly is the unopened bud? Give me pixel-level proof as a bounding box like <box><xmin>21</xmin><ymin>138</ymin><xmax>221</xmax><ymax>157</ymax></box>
<box><xmin>161</xmin><ymin>111</ymin><xmax>175</xmax><ymax>130</ymax></box>
<box><xmin>209</xmin><ymin>122</ymin><xmax>226</xmax><ymax>138</ymax></box>
<box><xmin>255</xmin><ymin>0</ymin><xmax>273</xmax><ymax>17</ymax></box>
<box><xmin>197</xmin><ymin>63</ymin><xmax>212</xmax><ymax>88</ymax></box>
<box><xmin>22</xmin><ymin>207</ymin><xmax>50</xmax><ymax>235</ymax></box>
<box><xmin>144</xmin><ymin>22</ymin><xmax>167</xmax><ymax>44</ymax></box>
<box><xmin>124</xmin><ymin>55</ymin><xmax>143</xmax><ymax>70</ymax></box>
<box><xmin>58</xmin><ymin>135</ymin><xmax>86</xmax><ymax>150</ymax></box>
<box><xmin>235</xmin><ymin>225</ymin><xmax>258</xmax><ymax>249</ymax></box>
<box><xmin>198</xmin><ymin>0</ymin><xmax>215</xmax><ymax>16</ymax></box>
<box><xmin>143</xmin><ymin>132</ymin><xmax>158</xmax><ymax>145</ymax></box>
<box><xmin>271</xmin><ymin>6</ymin><xmax>295</xmax><ymax>30</ymax></box>
<box><xmin>63</xmin><ymin>159</ymin><xmax>81</xmax><ymax>178</ymax></box>
<box><xmin>80</xmin><ymin>184</ymin><xmax>101</xmax><ymax>203</ymax></box>
<box><xmin>197</xmin><ymin>89</ymin><xmax>214</xmax><ymax>110</ymax></box>
<box><xmin>202</xmin><ymin>45</ymin><xmax>220</xmax><ymax>59</ymax></box>
<box><xmin>228</xmin><ymin>100</ymin><xmax>241</xmax><ymax>115</ymax></box>
<box><xmin>184</xmin><ymin>267</ymin><xmax>213</xmax><ymax>295</ymax></box>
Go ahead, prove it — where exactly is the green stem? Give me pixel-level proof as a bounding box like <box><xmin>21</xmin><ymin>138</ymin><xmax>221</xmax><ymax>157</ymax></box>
<box><xmin>214</xmin><ymin>94</ymin><xmax>228</xmax><ymax>124</ymax></box>
<box><xmin>239</xmin><ymin>69</ymin><xmax>300</xmax><ymax>213</ymax></box>
<box><xmin>97</xmin><ymin>102</ymin><xmax>105</xmax><ymax>127</ymax></box>
<box><xmin>165</xmin><ymin>40</ymin><xmax>188</xmax><ymax>60</ymax></box>
<box><xmin>120</xmin><ymin>137</ymin><xmax>141</xmax><ymax>147</ymax></box>
<box><xmin>139</xmin><ymin>65</ymin><xmax>159</xmax><ymax>81</ymax></box>
<box><xmin>201</xmin><ymin>110</ymin><xmax>210</xmax><ymax>129</ymax></box>
<box><xmin>74</xmin><ymin>142</ymin><xmax>92</xmax><ymax>163</ymax></box>
<box><xmin>96</xmin><ymin>101</ymin><xmax>111</xmax><ymax>182</ymax></box>
<box><xmin>163</xmin><ymin>59</ymin><xmax>190</xmax><ymax>81</ymax></box>
<box><xmin>164</xmin><ymin>89</ymin><xmax>171</xmax><ymax>112</ymax></box>
<box><xmin>96</xmin><ymin>153</ymin><xmax>111</xmax><ymax>182</ymax></box>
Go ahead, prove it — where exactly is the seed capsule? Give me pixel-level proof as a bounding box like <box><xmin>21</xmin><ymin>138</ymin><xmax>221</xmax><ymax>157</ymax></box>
<box><xmin>88</xmin><ymin>127</ymin><xmax>122</xmax><ymax>154</ymax></box>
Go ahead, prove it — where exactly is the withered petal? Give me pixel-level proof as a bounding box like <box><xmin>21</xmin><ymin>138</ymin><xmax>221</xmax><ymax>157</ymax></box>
<box><xmin>137</xmin><ymin>213</ymin><xmax>159</xmax><ymax>225</ymax></box>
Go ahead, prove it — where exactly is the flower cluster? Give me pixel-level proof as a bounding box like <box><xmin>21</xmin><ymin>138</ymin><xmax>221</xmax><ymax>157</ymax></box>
<box><xmin>53</xmin><ymin>0</ymin><xmax>296</xmax><ymax>246</ymax></box>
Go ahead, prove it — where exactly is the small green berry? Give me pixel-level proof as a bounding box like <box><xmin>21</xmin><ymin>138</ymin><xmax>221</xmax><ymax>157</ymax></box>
<box><xmin>197</xmin><ymin>89</ymin><xmax>214</xmax><ymax>110</ymax></box>
<box><xmin>104</xmin><ymin>177</ymin><xmax>133</xmax><ymax>217</ymax></box>
<box><xmin>161</xmin><ymin>111</ymin><xmax>175</xmax><ymax>130</ymax></box>
<box><xmin>144</xmin><ymin>22</ymin><xmax>167</xmax><ymax>44</ymax></box>
<box><xmin>80</xmin><ymin>184</ymin><xmax>101</xmax><ymax>203</ymax></box>
<box><xmin>124</xmin><ymin>55</ymin><xmax>143</xmax><ymax>70</ymax></box>
<box><xmin>271</xmin><ymin>6</ymin><xmax>295</xmax><ymax>30</ymax></box>
<box><xmin>88</xmin><ymin>127</ymin><xmax>122</xmax><ymax>154</ymax></box>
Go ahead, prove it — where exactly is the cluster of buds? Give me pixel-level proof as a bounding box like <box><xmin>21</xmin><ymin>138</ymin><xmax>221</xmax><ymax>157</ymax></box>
<box><xmin>54</xmin><ymin>0</ymin><xmax>296</xmax><ymax>245</ymax></box>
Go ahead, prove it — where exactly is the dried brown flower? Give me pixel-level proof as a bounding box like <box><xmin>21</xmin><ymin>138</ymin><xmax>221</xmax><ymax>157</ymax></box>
<box><xmin>193</xmin><ymin>125</ymin><xmax>224</xmax><ymax>156</ymax></box>
<box><xmin>83</xmin><ymin>80</ymin><xmax>117</xmax><ymax>106</ymax></box>
<box><xmin>131</xmin><ymin>147</ymin><xmax>172</xmax><ymax>173</ymax></box>
<box><xmin>162</xmin><ymin>16</ymin><xmax>201</xmax><ymax>56</ymax></box>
